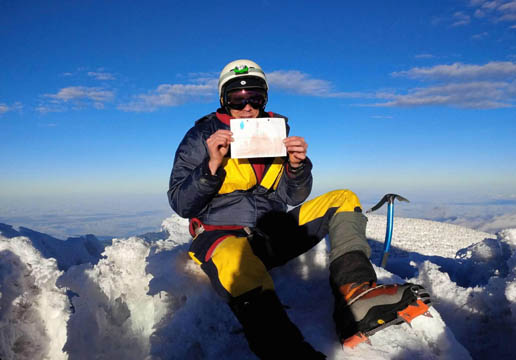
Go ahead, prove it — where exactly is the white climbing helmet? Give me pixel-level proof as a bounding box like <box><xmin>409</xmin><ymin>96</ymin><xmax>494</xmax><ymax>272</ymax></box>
<box><xmin>218</xmin><ymin>59</ymin><xmax>268</xmax><ymax>99</ymax></box>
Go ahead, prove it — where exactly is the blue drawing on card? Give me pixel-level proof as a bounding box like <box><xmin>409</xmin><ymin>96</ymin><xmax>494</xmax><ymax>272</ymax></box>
<box><xmin>240</xmin><ymin>120</ymin><xmax>244</xmax><ymax>130</ymax></box>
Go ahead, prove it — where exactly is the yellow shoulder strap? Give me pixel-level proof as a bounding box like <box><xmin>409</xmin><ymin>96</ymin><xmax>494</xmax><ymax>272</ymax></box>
<box><xmin>260</xmin><ymin>158</ymin><xmax>285</xmax><ymax>190</ymax></box>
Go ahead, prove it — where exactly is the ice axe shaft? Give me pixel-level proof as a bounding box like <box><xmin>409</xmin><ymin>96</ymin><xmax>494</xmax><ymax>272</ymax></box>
<box><xmin>381</xmin><ymin>200</ymin><xmax>395</xmax><ymax>268</ymax></box>
<box><xmin>366</xmin><ymin>194</ymin><xmax>409</xmax><ymax>268</ymax></box>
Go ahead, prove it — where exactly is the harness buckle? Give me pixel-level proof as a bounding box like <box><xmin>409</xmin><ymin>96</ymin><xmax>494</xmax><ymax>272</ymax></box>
<box><xmin>189</xmin><ymin>218</ymin><xmax>205</xmax><ymax>238</ymax></box>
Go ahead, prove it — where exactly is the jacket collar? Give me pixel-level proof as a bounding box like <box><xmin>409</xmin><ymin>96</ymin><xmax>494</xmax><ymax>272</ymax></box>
<box><xmin>215</xmin><ymin>109</ymin><xmax>232</xmax><ymax>125</ymax></box>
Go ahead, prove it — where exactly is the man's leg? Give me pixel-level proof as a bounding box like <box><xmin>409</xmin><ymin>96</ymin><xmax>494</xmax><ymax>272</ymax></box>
<box><xmin>255</xmin><ymin>190</ymin><xmax>376</xmax><ymax>281</ymax></box>
<box><xmin>255</xmin><ymin>189</ymin><xmax>425</xmax><ymax>344</ymax></box>
<box><xmin>189</xmin><ymin>230</ymin><xmax>325</xmax><ymax>359</ymax></box>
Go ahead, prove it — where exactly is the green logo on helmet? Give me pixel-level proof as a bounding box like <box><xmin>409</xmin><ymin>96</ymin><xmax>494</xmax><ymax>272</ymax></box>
<box><xmin>233</xmin><ymin>65</ymin><xmax>249</xmax><ymax>74</ymax></box>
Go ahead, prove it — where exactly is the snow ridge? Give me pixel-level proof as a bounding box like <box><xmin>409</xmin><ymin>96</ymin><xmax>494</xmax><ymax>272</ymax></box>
<box><xmin>0</xmin><ymin>236</ymin><xmax>69</xmax><ymax>360</ymax></box>
<box><xmin>0</xmin><ymin>215</ymin><xmax>515</xmax><ymax>359</ymax></box>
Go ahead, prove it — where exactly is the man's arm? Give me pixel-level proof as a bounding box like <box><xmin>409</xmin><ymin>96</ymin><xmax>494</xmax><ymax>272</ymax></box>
<box><xmin>167</xmin><ymin>127</ymin><xmax>227</xmax><ymax>218</ymax></box>
<box><xmin>275</xmin><ymin>136</ymin><xmax>313</xmax><ymax>206</ymax></box>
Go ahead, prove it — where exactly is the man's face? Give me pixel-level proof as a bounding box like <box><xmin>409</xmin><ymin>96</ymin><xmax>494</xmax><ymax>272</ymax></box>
<box><xmin>226</xmin><ymin>88</ymin><xmax>266</xmax><ymax>119</ymax></box>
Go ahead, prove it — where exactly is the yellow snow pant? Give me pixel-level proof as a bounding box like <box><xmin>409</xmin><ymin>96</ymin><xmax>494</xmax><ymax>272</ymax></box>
<box><xmin>188</xmin><ymin>189</ymin><xmax>375</xmax><ymax>301</ymax></box>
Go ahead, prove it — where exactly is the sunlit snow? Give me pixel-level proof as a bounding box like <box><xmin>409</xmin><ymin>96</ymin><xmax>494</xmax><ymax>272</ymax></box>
<box><xmin>1</xmin><ymin>214</ymin><xmax>515</xmax><ymax>359</ymax></box>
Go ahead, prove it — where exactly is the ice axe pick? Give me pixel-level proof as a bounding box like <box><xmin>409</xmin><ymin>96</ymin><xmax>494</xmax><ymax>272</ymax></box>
<box><xmin>366</xmin><ymin>194</ymin><xmax>409</xmax><ymax>268</ymax></box>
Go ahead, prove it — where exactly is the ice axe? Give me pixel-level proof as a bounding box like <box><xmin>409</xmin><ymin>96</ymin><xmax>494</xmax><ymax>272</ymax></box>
<box><xmin>366</xmin><ymin>194</ymin><xmax>409</xmax><ymax>268</ymax></box>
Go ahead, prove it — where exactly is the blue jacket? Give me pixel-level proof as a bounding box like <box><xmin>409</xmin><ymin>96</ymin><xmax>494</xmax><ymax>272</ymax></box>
<box><xmin>167</xmin><ymin>110</ymin><xmax>313</xmax><ymax>227</ymax></box>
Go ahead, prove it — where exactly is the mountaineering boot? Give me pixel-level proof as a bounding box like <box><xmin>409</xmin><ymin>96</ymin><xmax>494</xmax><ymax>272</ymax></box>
<box><xmin>333</xmin><ymin>281</ymin><xmax>432</xmax><ymax>347</ymax></box>
<box><xmin>229</xmin><ymin>289</ymin><xmax>326</xmax><ymax>359</ymax></box>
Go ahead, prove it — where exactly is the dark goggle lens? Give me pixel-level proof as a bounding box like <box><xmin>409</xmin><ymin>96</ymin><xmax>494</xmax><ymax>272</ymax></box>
<box><xmin>226</xmin><ymin>89</ymin><xmax>266</xmax><ymax>110</ymax></box>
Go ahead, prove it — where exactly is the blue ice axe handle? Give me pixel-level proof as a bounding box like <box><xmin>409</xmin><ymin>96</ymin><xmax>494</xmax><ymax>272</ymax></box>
<box><xmin>366</xmin><ymin>194</ymin><xmax>409</xmax><ymax>268</ymax></box>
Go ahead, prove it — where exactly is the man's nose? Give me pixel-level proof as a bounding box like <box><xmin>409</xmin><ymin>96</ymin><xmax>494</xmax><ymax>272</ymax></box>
<box><xmin>243</xmin><ymin>103</ymin><xmax>254</xmax><ymax>111</ymax></box>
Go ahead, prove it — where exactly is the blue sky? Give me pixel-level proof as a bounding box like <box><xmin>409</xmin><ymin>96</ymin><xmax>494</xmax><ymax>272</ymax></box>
<box><xmin>1</xmin><ymin>0</ymin><xmax>516</xmax><ymax>216</ymax></box>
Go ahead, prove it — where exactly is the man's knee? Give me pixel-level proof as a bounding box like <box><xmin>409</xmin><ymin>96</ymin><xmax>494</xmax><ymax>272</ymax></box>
<box><xmin>298</xmin><ymin>189</ymin><xmax>363</xmax><ymax>226</ymax></box>
<box><xmin>210</xmin><ymin>236</ymin><xmax>274</xmax><ymax>299</ymax></box>
<box><xmin>332</xmin><ymin>189</ymin><xmax>363</xmax><ymax>214</ymax></box>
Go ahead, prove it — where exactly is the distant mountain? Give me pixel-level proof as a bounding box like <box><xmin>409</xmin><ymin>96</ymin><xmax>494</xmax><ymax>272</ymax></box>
<box><xmin>0</xmin><ymin>223</ymin><xmax>105</xmax><ymax>270</ymax></box>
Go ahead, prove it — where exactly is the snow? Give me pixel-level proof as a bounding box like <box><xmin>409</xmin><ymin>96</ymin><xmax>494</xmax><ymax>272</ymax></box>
<box><xmin>1</xmin><ymin>214</ymin><xmax>516</xmax><ymax>359</ymax></box>
<box><xmin>0</xmin><ymin>236</ymin><xmax>69</xmax><ymax>360</ymax></box>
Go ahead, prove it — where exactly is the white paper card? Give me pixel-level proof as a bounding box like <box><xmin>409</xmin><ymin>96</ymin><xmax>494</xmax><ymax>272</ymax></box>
<box><xmin>230</xmin><ymin>117</ymin><xmax>287</xmax><ymax>159</ymax></box>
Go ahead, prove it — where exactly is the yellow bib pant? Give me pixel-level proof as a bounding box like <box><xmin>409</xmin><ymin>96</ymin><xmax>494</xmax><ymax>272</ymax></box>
<box><xmin>188</xmin><ymin>190</ymin><xmax>376</xmax><ymax>359</ymax></box>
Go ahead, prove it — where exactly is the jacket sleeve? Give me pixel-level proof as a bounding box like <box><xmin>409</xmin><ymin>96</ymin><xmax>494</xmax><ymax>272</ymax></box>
<box><xmin>167</xmin><ymin>126</ymin><xmax>226</xmax><ymax>218</ymax></box>
<box><xmin>275</xmin><ymin>157</ymin><xmax>313</xmax><ymax>206</ymax></box>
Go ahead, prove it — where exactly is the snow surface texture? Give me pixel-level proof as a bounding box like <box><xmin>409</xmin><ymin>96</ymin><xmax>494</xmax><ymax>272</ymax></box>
<box><xmin>0</xmin><ymin>214</ymin><xmax>515</xmax><ymax>359</ymax></box>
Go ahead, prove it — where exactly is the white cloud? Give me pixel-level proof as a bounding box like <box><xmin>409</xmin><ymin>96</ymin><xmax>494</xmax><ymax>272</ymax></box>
<box><xmin>0</xmin><ymin>102</ymin><xmax>23</xmax><ymax>115</ymax></box>
<box><xmin>370</xmin><ymin>115</ymin><xmax>393</xmax><ymax>119</ymax></box>
<box><xmin>370</xmin><ymin>81</ymin><xmax>515</xmax><ymax>109</ymax></box>
<box><xmin>0</xmin><ymin>103</ymin><xmax>9</xmax><ymax>114</ymax></box>
<box><xmin>415</xmin><ymin>54</ymin><xmax>436</xmax><ymax>59</ymax></box>
<box><xmin>499</xmin><ymin>0</ymin><xmax>516</xmax><ymax>12</ymax></box>
<box><xmin>118</xmin><ymin>71</ymin><xmax>370</xmax><ymax>112</ymax></box>
<box><xmin>116</xmin><ymin>63</ymin><xmax>516</xmax><ymax>112</ymax></box>
<box><xmin>268</xmin><ymin>70</ymin><xmax>333</xmax><ymax>95</ymax></box>
<box><xmin>118</xmin><ymin>82</ymin><xmax>216</xmax><ymax>112</ymax></box>
<box><xmin>469</xmin><ymin>0</ymin><xmax>485</xmax><ymax>6</ymax></box>
<box><xmin>499</xmin><ymin>12</ymin><xmax>516</xmax><ymax>21</ymax></box>
<box><xmin>267</xmin><ymin>70</ymin><xmax>368</xmax><ymax>98</ymax></box>
<box><xmin>45</xmin><ymin>86</ymin><xmax>114</xmax><ymax>103</ymax></box>
<box><xmin>392</xmin><ymin>61</ymin><xmax>516</xmax><ymax>81</ymax></box>
<box><xmin>35</xmin><ymin>105</ymin><xmax>65</xmax><ymax>114</ymax></box>
<box><xmin>472</xmin><ymin>212</ymin><xmax>516</xmax><ymax>233</ymax></box>
<box><xmin>479</xmin><ymin>214</ymin><xmax>516</xmax><ymax>232</ymax></box>
<box><xmin>467</xmin><ymin>0</ymin><xmax>516</xmax><ymax>23</ymax></box>
<box><xmin>182</xmin><ymin>72</ymin><xmax>219</xmax><ymax>84</ymax></box>
<box><xmin>472</xmin><ymin>31</ymin><xmax>489</xmax><ymax>39</ymax></box>
<box><xmin>38</xmin><ymin>86</ymin><xmax>115</xmax><ymax>113</ymax></box>
<box><xmin>407</xmin><ymin>200</ymin><xmax>516</xmax><ymax>233</ymax></box>
<box><xmin>482</xmin><ymin>1</ymin><xmax>502</xmax><ymax>10</ymax></box>
<box><xmin>474</xmin><ymin>8</ymin><xmax>486</xmax><ymax>17</ymax></box>
<box><xmin>87</xmin><ymin>71</ymin><xmax>115</xmax><ymax>81</ymax></box>
<box><xmin>452</xmin><ymin>11</ymin><xmax>471</xmax><ymax>26</ymax></box>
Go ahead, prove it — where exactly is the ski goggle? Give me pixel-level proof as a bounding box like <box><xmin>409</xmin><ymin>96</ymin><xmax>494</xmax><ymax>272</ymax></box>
<box><xmin>226</xmin><ymin>89</ymin><xmax>267</xmax><ymax>110</ymax></box>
